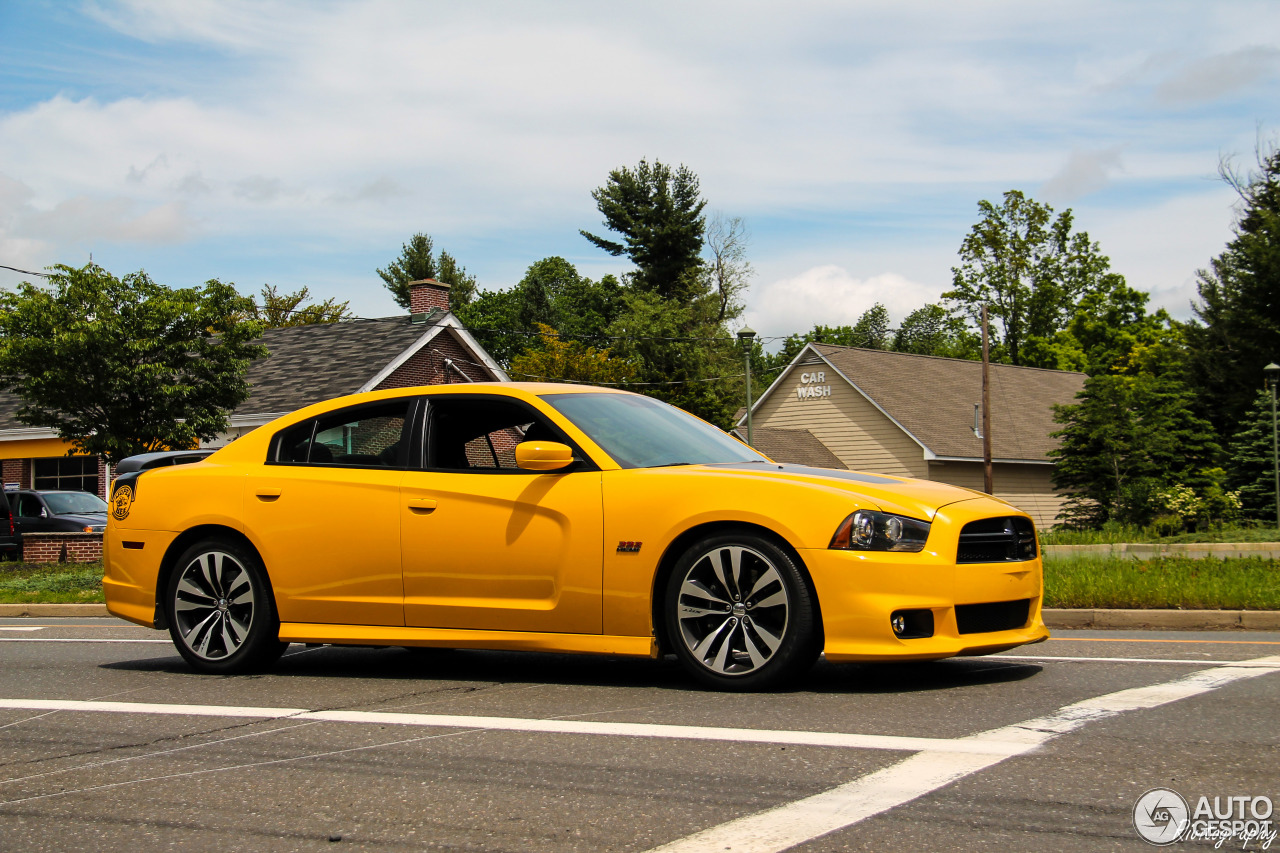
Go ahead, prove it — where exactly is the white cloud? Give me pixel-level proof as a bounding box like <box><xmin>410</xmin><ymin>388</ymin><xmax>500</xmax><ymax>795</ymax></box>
<box><xmin>744</xmin><ymin>266</ymin><xmax>941</xmax><ymax>341</ymax></box>
<box><xmin>17</xmin><ymin>196</ymin><xmax>191</xmax><ymax>244</ymax></box>
<box><xmin>1040</xmin><ymin>147</ymin><xmax>1126</xmax><ymax>203</ymax></box>
<box><xmin>1156</xmin><ymin>46</ymin><xmax>1280</xmax><ymax>105</ymax></box>
<box><xmin>3</xmin><ymin>1</ymin><xmax>1278</xmax><ymax>323</ymax></box>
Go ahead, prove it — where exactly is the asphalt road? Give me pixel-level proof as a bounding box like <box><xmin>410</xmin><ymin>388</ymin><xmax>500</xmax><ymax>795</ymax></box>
<box><xmin>0</xmin><ymin>618</ymin><xmax>1276</xmax><ymax>852</ymax></box>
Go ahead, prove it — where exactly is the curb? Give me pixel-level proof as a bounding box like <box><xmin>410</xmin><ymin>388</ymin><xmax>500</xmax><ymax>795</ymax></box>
<box><xmin>0</xmin><ymin>604</ymin><xmax>111</xmax><ymax>617</ymax></box>
<box><xmin>1043</xmin><ymin>608</ymin><xmax>1280</xmax><ymax>631</ymax></box>
<box><xmin>1045</xmin><ymin>543</ymin><xmax>1280</xmax><ymax>560</ymax></box>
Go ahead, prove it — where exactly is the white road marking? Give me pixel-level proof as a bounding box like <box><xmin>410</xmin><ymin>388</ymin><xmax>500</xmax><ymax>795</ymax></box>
<box><xmin>0</xmin><ymin>627</ymin><xmax>42</xmax><ymax>632</ymax></box>
<box><xmin>0</xmin><ymin>699</ymin><xmax>1026</xmax><ymax>756</ymax></box>
<box><xmin>998</xmin><ymin>654</ymin><xmax>1240</xmax><ymax>665</ymax></box>
<box><xmin>0</xmin><ymin>638</ymin><xmax>170</xmax><ymax>644</ymax></box>
<box><xmin>643</xmin><ymin>655</ymin><xmax>1280</xmax><ymax>853</ymax></box>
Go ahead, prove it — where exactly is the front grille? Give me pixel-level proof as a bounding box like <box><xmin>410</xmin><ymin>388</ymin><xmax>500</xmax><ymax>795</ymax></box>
<box><xmin>956</xmin><ymin>599</ymin><xmax>1031</xmax><ymax>634</ymax></box>
<box><xmin>956</xmin><ymin>516</ymin><xmax>1036</xmax><ymax>563</ymax></box>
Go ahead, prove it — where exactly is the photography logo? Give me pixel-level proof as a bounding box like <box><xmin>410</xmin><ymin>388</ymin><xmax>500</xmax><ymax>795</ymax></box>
<box><xmin>1134</xmin><ymin>788</ymin><xmax>1190</xmax><ymax>846</ymax></box>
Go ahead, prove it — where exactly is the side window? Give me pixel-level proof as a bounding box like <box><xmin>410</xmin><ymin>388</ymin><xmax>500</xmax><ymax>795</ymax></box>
<box><xmin>271</xmin><ymin>400</ymin><xmax>412</xmax><ymax>467</ymax></box>
<box><xmin>17</xmin><ymin>494</ymin><xmax>43</xmax><ymax>518</ymax></box>
<box><xmin>427</xmin><ymin>397</ymin><xmax>564</xmax><ymax>472</ymax></box>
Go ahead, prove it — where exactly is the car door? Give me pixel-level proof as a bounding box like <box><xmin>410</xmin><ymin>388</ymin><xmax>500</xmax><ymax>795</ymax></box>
<box><xmin>400</xmin><ymin>394</ymin><xmax>603</xmax><ymax>634</ymax></box>
<box><xmin>243</xmin><ymin>398</ymin><xmax>416</xmax><ymax>627</ymax></box>
<box><xmin>14</xmin><ymin>492</ymin><xmax>54</xmax><ymax>534</ymax></box>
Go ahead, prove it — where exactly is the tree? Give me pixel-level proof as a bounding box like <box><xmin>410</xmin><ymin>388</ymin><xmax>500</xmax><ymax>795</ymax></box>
<box><xmin>772</xmin><ymin>304</ymin><xmax>893</xmax><ymax>368</ymax></box>
<box><xmin>1227</xmin><ymin>388</ymin><xmax>1279</xmax><ymax>522</ymax></box>
<box><xmin>892</xmin><ymin>303</ymin><xmax>982</xmax><ymax>358</ymax></box>
<box><xmin>377</xmin><ymin>232</ymin><xmax>478</xmax><ymax>311</ymax></box>
<box><xmin>580</xmin><ymin>158</ymin><xmax>707</xmax><ymax>300</ymax></box>
<box><xmin>1050</xmin><ymin>374</ymin><xmax>1221</xmax><ymax>527</ymax></box>
<box><xmin>704</xmin><ymin>214</ymin><xmax>753</xmax><ymax>323</ymax></box>
<box><xmin>606</xmin><ymin>289</ymin><xmax>740</xmax><ymax>427</ymax></box>
<box><xmin>0</xmin><ymin>264</ymin><xmax>265</xmax><ymax>464</ymax></box>
<box><xmin>457</xmin><ymin>257</ymin><xmax>626</xmax><ymax>368</ymax></box>
<box><xmin>945</xmin><ymin>190</ymin><xmax>1125</xmax><ymax>367</ymax></box>
<box><xmin>251</xmin><ymin>284</ymin><xmax>352</xmax><ymax>327</ymax></box>
<box><xmin>1020</xmin><ymin>281</ymin><xmax>1183</xmax><ymax>377</ymax></box>
<box><xmin>1184</xmin><ymin>146</ymin><xmax>1280</xmax><ymax>436</ymax></box>
<box><xmin>508</xmin><ymin>324</ymin><xmax>637</xmax><ymax>386</ymax></box>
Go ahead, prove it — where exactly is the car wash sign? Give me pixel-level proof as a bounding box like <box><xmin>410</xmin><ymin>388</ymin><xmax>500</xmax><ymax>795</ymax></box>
<box><xmin>796</xmin><ymin>371</ymin><xmax>832</xmax><ymax>400</ymax></box>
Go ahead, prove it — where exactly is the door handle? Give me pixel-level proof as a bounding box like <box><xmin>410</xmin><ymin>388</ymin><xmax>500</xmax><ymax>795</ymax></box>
<box><xmin>407</xmin><ymin>499</ymin><xmax>438</xmax><ymax>514</ymax></box>
<box><xmin>255</xmin><ymin>487</ymin><xmax>282</xmax><ymax>502</ymax></box>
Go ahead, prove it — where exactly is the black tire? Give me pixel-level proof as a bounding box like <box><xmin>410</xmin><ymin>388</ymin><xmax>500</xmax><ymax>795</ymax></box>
<box><xmin>164</xmin><ymin>538</ymin><xmax>287</xmax><ymax>674</ymax></box>
<box><xmin>664</xmin><ymin>532</ymin><xmax>819</xmax><ymax>691</ymax></box>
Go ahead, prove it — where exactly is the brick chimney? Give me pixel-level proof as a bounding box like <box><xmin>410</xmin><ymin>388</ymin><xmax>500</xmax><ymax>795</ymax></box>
<box><xmin>408</xmin><ymin>278</ymin><xmax>451</xmax><ymax>314</ymax></box>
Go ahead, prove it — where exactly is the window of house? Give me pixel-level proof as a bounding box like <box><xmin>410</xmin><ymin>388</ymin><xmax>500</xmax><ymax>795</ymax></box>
<box><xmin>33</xmin><ymin>457</ymin><xmax>99</xmax><ymax>493</ymax></box>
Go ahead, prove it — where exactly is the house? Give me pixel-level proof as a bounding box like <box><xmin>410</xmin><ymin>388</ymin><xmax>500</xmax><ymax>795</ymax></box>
<box><xmin>739</xmin><ymin>343</ymin><xmax>1086</xmax><ymax>528</ymax></box>
<box><xmin>0</xmin><ymin>279</ymin><xmax>509</xmax><ymax>499</ymax></box>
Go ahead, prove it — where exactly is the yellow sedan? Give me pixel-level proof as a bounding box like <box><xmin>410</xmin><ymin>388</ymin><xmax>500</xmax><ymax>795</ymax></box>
<box><xmin>104</xmin><ymin>383</ymin><xmax>1048</xmax><ymax>690</ymax></box>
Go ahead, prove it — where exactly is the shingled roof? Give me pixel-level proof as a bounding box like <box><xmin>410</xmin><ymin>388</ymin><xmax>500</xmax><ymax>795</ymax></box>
<box><xmin>732</xmin><ymin>426</ymin><xmax>848</xmax><ymax>469</ymax></box>
<box><xmin>0</xmin><ymin>313</ymin><xmax>506</xmax><ymax>434</ymax></box>
<box><xmin>752</xmin><ymin>344</ymin><xmax>1086</xmax><ymax>463</ymax></box>
<box><xmin>241</xmin><ymin>316</ymin><xmax>435</xmax><ymax>417</ymax></box>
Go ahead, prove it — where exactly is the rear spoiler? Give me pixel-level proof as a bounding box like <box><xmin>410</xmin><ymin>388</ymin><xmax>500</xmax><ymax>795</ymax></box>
<box><xmin>113</xmin><ymin>450</ymin><xmax>214</xmax><ymax>476</ymax></box>
<box><xmin>110</xmin><ymin>450</ymin><xmax>214</xmax><ymax>500</ymax></box>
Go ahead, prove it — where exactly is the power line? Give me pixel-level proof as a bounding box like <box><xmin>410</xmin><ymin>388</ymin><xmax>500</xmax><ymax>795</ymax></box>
<box><xmin>430</xmin><ymin>348</ymin><xmax>779</xmax><ymax>388</ymax></box>
<box><xmin>0</xmin><ymin>264</ymin><xmax>49</xmax><ymax>278</ymax></box>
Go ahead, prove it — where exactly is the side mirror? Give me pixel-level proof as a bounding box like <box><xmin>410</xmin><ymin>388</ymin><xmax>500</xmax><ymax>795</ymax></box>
<box><xmin>515</xmin><ymin>441</ymin><xmax>574</xmax><ymax>472</ymax></box>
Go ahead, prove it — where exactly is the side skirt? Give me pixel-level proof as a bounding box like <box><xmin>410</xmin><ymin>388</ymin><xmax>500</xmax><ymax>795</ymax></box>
<box><xmin>277</xmin><ymin>623</ymin><xmax>659</xmax><ymax>658</ymax></box>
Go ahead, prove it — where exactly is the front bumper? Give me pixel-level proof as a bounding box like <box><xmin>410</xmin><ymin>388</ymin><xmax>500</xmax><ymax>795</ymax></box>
<box><xmin>800</xmin><ymin>501</ymin><xmax>1049</xmax><ymax>662</ymax></box>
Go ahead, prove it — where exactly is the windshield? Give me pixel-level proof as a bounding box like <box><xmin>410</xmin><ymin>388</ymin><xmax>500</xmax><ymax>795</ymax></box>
<box><xmin>542</xmin><ymin>392</ymin><xmax>767</xmax><ymax>469</ymax></box>
<box><xmin>44</xmin><ymin>492</ymin><xmax>108</xmax><ymax>515</ymax></box>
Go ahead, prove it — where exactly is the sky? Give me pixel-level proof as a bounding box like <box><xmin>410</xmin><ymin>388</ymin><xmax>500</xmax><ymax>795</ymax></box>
<box><xmin>1</xmin><ymin>0</ymin><xmax>1278</xmax><ymax>346</ymax></box>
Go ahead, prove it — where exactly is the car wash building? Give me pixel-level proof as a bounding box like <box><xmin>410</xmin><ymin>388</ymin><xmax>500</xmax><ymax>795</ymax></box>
<box><xmin>739</xmin><ymin>343</ymin><xmax>1086</xmax><ymax>529</ymax></box>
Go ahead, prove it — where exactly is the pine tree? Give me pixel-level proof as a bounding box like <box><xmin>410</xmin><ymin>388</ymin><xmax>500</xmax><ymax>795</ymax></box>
<box><xmin>1051</xmin><ymin>374</ymin><xmax>1221</xmax><ymax>527</ymax></box>
<box><xmin>1228</xmin><ymin>388</ymin><xmax>1279</xmax><ymax>521</ymax></box>
<box><xmin>377</xmin><ymin>233</ymin><xmax>477</xmax><ymax>311</ymax></box>
<box><xmin>1185</xmin><ymin>147</ymin><xmax>1280</xmax><ymax>436</ymax></box>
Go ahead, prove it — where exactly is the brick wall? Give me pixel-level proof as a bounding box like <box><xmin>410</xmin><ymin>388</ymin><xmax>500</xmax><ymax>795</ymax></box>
<box><xmin>20</xmin><ymin>532</ymin><xmax>103</xmax><ymax>564</ymax></box>
<box><xmin>377</xmin><ymin>333</ymin><xmax>489</xmax><ymax>389</ymax></box>
<box><xmin>1</xmin><ymin>459</ymin><xmax>28</xmax><ymax>489</ymax></box>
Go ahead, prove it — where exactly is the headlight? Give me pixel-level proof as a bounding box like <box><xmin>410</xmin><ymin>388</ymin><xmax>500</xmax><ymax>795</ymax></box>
<box><xmin>829</xmin><ymin>510</ymin><xmax>930</xmax><ymax>552</ymax></box>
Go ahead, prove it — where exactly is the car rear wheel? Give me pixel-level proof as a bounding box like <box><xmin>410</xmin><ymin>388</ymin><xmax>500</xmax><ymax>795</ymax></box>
<box><xmin>664</xmin><ymin>532</ymin><xmax>819</xmax><ymax>691</ymax></box>
<box><xmin>165</xmin><ymin>539</ymin><xmax>287</xmax><ymax>674</ymax></box>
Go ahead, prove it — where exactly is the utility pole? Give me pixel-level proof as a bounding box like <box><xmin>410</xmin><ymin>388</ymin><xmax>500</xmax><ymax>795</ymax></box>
<box><xmin>981</xmin><ymin>304</ymin><xmax>993</xmax><ymax>494</ymax></box>
<box><xmin>738</xmin><ymin>327</ymin><xmax>757</xmax><ymax>447</ymax></box>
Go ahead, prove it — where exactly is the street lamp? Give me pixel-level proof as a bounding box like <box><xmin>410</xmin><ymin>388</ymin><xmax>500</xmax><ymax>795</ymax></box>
<box><xmin>1266</xmin><ymin>362</ymin><xmax>1280</xmax><ymax>530</ymax></box>
<box><xmin>738</xmin><ymin>326</ymin><xmax>757</xmax><ymax>447</ymax></box>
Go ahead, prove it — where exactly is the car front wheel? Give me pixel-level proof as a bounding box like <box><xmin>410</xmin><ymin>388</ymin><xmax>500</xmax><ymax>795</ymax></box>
<box><xmin>165</xmin><ymin>539</ymin><xmax>287</xmax><ymax>674</ymax></box>
<box><xmin>664</xmin><ymin>533</ymin><xmax>819</xmax><ymax>691</ymax></box>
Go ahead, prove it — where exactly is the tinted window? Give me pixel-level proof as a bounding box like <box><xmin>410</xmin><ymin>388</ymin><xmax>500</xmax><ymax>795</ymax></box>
<box><xmin>427</xmin><ymin>397</ymin><xmax>561</xmax><ymax>472</ymax></box>
<box><xmin>541</xmin><ymin>392</ymin><xmax>765</xmax><ymax>469</ymax></box>
<box><xmin>16</xmin><ymin>494</ymin><xmax>45</xmax><ymax>518</ymax></box>
<box><xmin>272</xmin><ymin>400</ymin><xmax>411</xmax><ymax>467</ymax></box>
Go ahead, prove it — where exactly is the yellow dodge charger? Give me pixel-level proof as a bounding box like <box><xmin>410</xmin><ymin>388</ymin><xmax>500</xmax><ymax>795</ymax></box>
<box><xmin>104</xmin><ymin>383</ymin><xmax>1048</xmax><ymax>690</ymax></box>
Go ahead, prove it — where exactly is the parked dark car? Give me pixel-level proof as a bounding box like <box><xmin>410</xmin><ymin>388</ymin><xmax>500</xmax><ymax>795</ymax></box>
<box><xmin>0</xmin><ymin>490</ymin><xmax>18</xmax><ymax>561</ymax></box>
<box><xmin>5</xmin><ymin>489</ymin><xmax>109</xmax><ymax>536</ymax></box>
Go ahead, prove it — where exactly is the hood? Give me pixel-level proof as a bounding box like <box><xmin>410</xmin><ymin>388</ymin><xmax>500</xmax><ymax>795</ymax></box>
<box><xmin>698</xmin><ymin>462</ymin><xmax>1001</xmax><ymax>520</ymax></box>
<box><xmin>54</xmin><ymin>512</ymin><xmax>108</xmax><ymax>525</ymax></box>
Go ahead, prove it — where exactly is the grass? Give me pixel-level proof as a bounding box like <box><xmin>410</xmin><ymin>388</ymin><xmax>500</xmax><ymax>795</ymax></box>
<box><xmin>1043</xmin><ymin>555</ymin><xmax>1280</xmax><ymax>610</ymax></box>
<box><xmin>1041</xmin><ymin>524</ymin><xmax>1280</xmax><ymax>546</ymax></box>
<box><xmin>2</xmin><ymin>555</ymin><xmax>1279</xmax><ymax>611</ymax></box>
<box><xmin>0</xmin><ymin>561</ymin><xmax>104</xmax><ymax>604</ymax></box>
